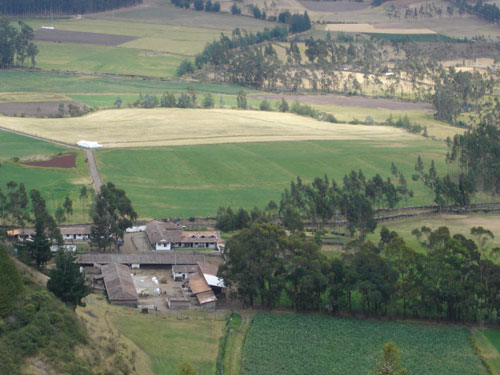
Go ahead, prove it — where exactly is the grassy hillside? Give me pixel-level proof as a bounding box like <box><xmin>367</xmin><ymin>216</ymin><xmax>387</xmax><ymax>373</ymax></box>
<box><xmin>242</xmin><ymin>313</ymin><xmax>486</xmax><ymax>375</ymax></box>
<box><xmin>0</xmin><ymin>247</ymin><xmax>146</xmax><ymax>375</ymax></box>
<box><xmin>96</xmin><ymin>138</ymin><xmax>448</xmax><ymax>218</ymax></box>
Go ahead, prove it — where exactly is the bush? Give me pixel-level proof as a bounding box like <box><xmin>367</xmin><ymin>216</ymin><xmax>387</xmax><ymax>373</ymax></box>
<box><xmin>194</xmin><ymin>0</ymin><xmax>204</xmax><ymax>10</ymax></box>
<box><xmin>259</xmin><ymin>99</ymin><xmax>272</xmax><ymax>111</ymax></box>
<box><xmin>278</xmin><ymin>98</ymin><xmax>289</xmax><ymax>112</ymax></box>
<box><xmin>176</xmin><ymin>59</ymin><xmax>195</xmax><ymax>77</ymax></box>
<box><xmin>202</xmin><ymin>93</ymin><xmax>215</xmax><ymax>108</ymax></box>
<box><xmin>231</xmin><ymin>3</ymin><xmax>241</xmax><ymax>14</ymax></box>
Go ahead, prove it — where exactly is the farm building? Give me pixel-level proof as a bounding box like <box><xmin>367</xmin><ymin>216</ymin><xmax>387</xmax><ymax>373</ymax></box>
<box><xmin>185</xmin><ymin>262</ymin><xmax>225</xmax><ymax>310</ymax></box>
<box><xmin>197</xmin><ymin>261</ymin><xmax>225</xmax><ymax>295</ymax></box>
<box><xmin>8</xmin><ymin>225</ymin><xmax>91</xmax><ymax>243</ymax></box>
<box><xmin>172</xmin><ymin>264</ymin><xmax>198</xmax><ymax>281</ymax></box>
<box><xmin>145</xmin><ymin>220</ymin><xmax>223</xmax><ymax>252</ymax></box>
<box><xmin>188</xmin><ymin>271</ymin><xmax>217</xmax><ymax>310</ymax></box>
<box><xmin>100</xmin><ymin>263</ymin><xmax>138</xmax><ymax>307</ymax></box>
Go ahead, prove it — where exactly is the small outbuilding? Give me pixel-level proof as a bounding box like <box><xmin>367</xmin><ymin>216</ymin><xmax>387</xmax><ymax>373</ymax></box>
<box><xmin>188</xmin><ymin>271</ymin><xmax>217</xmax><ymax>310</ymax></box>
<box><xmin>172</xmin><ymin>264</ymin><xmax>198</xmax><ymax>281</ymax></box>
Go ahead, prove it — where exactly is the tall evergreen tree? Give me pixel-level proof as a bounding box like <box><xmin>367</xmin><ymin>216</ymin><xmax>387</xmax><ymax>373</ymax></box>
<box><xmin>47</xmin><ymin>250</ymin><xmax>91</xmax><ymax>310</ymax></box>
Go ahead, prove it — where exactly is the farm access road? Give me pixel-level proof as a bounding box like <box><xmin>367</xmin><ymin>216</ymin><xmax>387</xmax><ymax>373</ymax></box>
<box><xmin>84</xmin><ymin>149</ymin><xmax>103</xmax><ymax>192</ymax></box>
<box><xmin>0</xmin><ymin>125</ymin><xmax>103</xmax><ymax>192</ymax></box>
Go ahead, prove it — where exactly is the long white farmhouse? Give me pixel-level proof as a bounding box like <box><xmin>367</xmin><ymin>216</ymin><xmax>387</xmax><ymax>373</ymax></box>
<box><xmin>144</xmin><ymin>220</ymin><xmax>223</xmax><ymax>252</ymax></box>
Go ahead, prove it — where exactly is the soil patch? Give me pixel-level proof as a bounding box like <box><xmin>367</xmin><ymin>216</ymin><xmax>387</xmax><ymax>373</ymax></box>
<box><xmin>23</xmin><ymin>153</ymin><xmax>77</xmax><ymax>168</ymax></box>
<box><xmin>300</xmin><ymin>1</ymin><xmax>370</xmax><ymax>12</ymax></box>
<box><xmin>35</xmin><ymin>29</ymin><xmax>137</xmax><ymax>46</ymax></box>
<box><xmin>248</xmin><ymin>93</ymin><xmax>433</xmax><ymax>111</ymax></box>
<box><xmin>0</xmin><ymin>101</ymin><xmax>81</xmax><ymax>117</ymax></box>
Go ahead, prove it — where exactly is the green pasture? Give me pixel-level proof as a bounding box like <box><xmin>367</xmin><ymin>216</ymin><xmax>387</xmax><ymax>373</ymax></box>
<box><xmin>96</xmin><ymin>138</ymin><xmax>449</xmax><ymax>218</ymax></box>
<box><xmin>34</xmin><ymin>42</ymin><xmax>184</xmax><ymax>78</ymax></box>
<box><xmin>0</xmin><ymin>71</ymin><xmax>253</xmax><ymax>97</ymax></box>
<box><xmin>0</xmin><ymin>130</ymin><xmax>92</xmax><ymax>222</ymax></box>
<box><xmin>242</xmin><ymin>313</ymin><xmax>486</xmax><ymax>375</ymax></box>
<box><xmin>0</xmin><ymin>130</ymin><xmax>64</xmax><ymax>160</ymax></box>
<box><xmin>111</xmin><ymin>311</ymin><xmax>225</xmax><ymax>375</ymax></box>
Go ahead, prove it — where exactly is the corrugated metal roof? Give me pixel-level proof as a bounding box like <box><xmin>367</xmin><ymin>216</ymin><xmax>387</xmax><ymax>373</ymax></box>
<box><xmin>204</xmin><ymin>274</ymin><xmax>225</xmax><ymax>288</ymax></box>
<box><xmin>101</xmin><ymin>263</ymin><xmax>138</xmax><ymax>302</ymax></box>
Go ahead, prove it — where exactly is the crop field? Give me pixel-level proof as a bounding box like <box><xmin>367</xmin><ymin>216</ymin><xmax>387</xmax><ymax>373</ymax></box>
<box><xmin>93</xmin><ymin>1</ymin><xmax>270</xmax><ymax>30</ymax></box>
<box><xmin>242</xmin><ymin>313</ymin><xmax>486</xmax><ymax>375</ymax></box>
<box><xmin>96</xmin><ymin>138</ymin><xmax>447</xmax><ymax>218</ymax></box>
<box><xmin>0</xmin><ymin>108</ymin><xmax>424</xmax><ymax>148</ymax></box>
<box><xmin>27</xmin><ymin>18</ymin><xmax>225</xmax><ymax>56</ymax></box>
<box><xmin>0</xmin><ymin>129</ymin><xmax>92</xmax><ymax>221</ymax></box>
<box><xmin>367</xmin><ymin>212</ymin><xmax>500</xmax><ymax>251</ymax></box>
<box><xmin>22</xmin><ymin>1</ymin><xmax>270</xmax><ymax>78</ymax></box>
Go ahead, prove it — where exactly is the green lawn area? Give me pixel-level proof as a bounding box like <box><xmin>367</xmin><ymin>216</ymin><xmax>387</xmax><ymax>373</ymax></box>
<box><xmin>96</xmin><ymin>138</ymin><xmax>448</xmax><ymax>218</ymax></box>
<box><xmin>111</xmin><ymin>312</ymin><xmax>225</xmax><ymax>375</ymax></box>
<box><xmin>242</xmin><ymin>313</ymin><xmax>486</xmax><ymax>375</ymax></box>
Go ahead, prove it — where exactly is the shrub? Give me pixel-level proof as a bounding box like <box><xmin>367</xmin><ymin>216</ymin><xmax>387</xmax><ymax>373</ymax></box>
<box><xmin>176</xmin><ymin>59</ymin><xmax>195</xmax><ymax>77</ymax></box>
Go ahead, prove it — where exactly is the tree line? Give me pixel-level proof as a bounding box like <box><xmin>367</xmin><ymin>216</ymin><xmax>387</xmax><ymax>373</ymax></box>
<box><xmin>0</xmin><ymin>0</ymin><xmax>142</xmax><ymax>15</ymax></box>
<box><xmin>219</xmin><ymin>221</ymin><xmax>500</xmax><ymax>323</ymax></box>
<box><xmin>216</xmin><ymin>166</ymin><xmax>413</xmax><ymax>239</ymax></box>
<box><xmin>445</xmin><ymin>0</ymin><xmax>500</xmax><ymax>23</ymax></box>
<box><xmin>170</xmin><ymin>0</ymin><xmax>220</xmax><ymax>13</ymax></box>
<box><xmin>0</xmin><ymin>19</ymin><xmax>38</xmax><ymax>68</ymax></box>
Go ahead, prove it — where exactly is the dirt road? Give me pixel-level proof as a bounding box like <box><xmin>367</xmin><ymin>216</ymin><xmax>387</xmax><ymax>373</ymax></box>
<box><xmin>84</xmin><ymin>149</ymin><xmax>103</xmax><ymax>192</ymax></box>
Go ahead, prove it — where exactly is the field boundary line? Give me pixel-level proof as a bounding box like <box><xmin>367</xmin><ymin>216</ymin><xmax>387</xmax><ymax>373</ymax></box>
<box><xmin>0</xmin><ymin>124</ymin><xmax>77</xmax><ymax>149</ymax></box>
